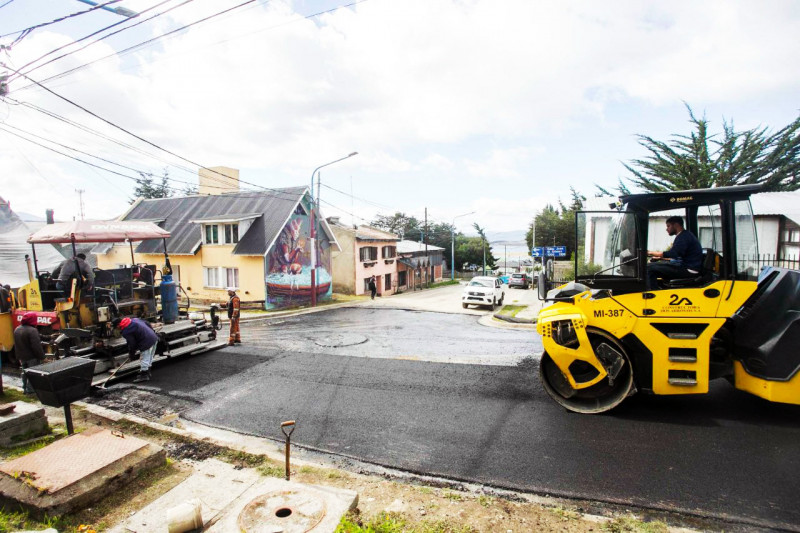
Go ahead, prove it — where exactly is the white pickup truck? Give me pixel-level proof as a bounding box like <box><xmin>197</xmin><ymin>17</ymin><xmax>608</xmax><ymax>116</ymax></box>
<box><xmin>462</xmin><ymin>276</ymin><xmax>504</xmax><ymax>309</ymax></box>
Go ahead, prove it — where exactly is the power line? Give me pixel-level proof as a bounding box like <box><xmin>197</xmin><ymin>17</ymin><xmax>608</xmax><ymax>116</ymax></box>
<box><xmin>11</xmin><ymin>0</ymin><xmax>186</xmax><ymax>83</ymax></box>
<box><xmin>13</xmin><ymin>0</ymin><xmax>259</xmax><ymax>90</ymax></box>
<box><xmin>1</xmin><ymin>0</ymin><xmax>124</xmax><ymax>43</ymax></box>
<box><xmin>14</xmin><ymin>0</ymin><xmax>368</xmax><ymax>93</ymax></box>
<box><xmin>9</xmin><ymin>96</ymin><xmax>217</xmax><ymax>183</ymax></box>
<box><xmin>3</xmin><ymin>65</ymin><xmax>270</xmax><ymax>195</ymax></box>
<box><xmin>0</xmin><ymin>121</ymin><xmax>261</xmax><ymax>193</ymax></box>
<box><xmin>321</xmin><ymin>182</ymin><xmax>394</xmax><ymax>210</ymax></box>
<box><xmin>0</xmin><ymin>0</ymin><xmax>17</xmax><ymax>10</ymax></box>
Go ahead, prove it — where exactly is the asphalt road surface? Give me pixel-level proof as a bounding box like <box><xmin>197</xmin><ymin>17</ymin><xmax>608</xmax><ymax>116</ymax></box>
<box><xmin>131</xmin><ymin>307</ymin><xmax>800</xmax><ymax>531</ymax></box>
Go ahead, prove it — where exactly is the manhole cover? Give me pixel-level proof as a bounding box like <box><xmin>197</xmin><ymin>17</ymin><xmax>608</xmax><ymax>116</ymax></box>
<box><xmin>238</xmin><ymin>490</ymin><xmax>326</xmax><ymax>532</ymax></box>
<box><xmin>312</xmin><ymin>334</ymin><xmax>368</xmax><ymax>347</ymax></box>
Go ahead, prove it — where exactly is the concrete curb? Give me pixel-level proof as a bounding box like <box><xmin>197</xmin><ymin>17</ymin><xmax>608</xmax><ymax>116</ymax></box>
<box><xmin>217</xmin><ymin>299</ymin><xmax>369</xmax><ymax>324</ymax></box>
<box><xmin>492</xmin><ymin>313</ymin><xmax>536</xmax><ymax>325</ymax></box>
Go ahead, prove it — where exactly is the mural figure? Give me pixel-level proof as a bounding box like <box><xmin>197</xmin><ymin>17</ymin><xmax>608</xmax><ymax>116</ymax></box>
<box><xmin>273</xmin><ymin>218</ymin><xmax>305</xmax><ymax>274</ymax></box>
<box><xmin>266</xmin><ymin>213</ymin><xmax>333</xmax><ymax>309</ymax></box>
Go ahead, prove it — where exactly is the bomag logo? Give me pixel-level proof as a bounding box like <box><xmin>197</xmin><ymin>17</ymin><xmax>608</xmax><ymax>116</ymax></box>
<box><xmin>669</xmin><ymin>196</ymin><xmax>693</xmax><ymax>203</ymax></box>
<box><xmin>669</xmin><ymin>294</ymin><xmax>693</xmax><ymax>306</ymax></box>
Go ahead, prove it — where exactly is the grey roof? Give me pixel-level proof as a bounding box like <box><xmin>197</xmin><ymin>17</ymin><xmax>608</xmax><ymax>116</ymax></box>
<box><xmin>397</xmin><ymin>240</ymin><xmax>445</xmax><ymax>254</ymax></box>
<box><xmin>0</xmin><ymin>197</ymin><xmax>65</xmax><ymax>287</ymax></box>
<box><xmin>121</xmin><ymin>188</ymin><xmax>308</xmax><ymax>256</ymax></box>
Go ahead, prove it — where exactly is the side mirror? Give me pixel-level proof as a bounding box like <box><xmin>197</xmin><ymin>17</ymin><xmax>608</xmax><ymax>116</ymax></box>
<box><xmin>537</xmin><ymin>271</ymin><xmax>547</xmax><ymax>300</ymax></box>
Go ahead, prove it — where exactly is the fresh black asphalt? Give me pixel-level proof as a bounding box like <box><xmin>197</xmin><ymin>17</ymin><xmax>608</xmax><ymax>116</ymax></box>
<box><xmin>131</xmin><ymin>307</ymin><xmax>800</xmax><ymax>530</ymax></box>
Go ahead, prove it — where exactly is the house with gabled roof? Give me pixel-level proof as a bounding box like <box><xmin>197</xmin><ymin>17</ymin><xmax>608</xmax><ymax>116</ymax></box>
<box><xmin>328</xmin><ymin>218</ymin><xmax>400</xmax><ymax>296</ymax></box>
<box><xmin>94</xmin><ymin>168</ymin><xmax>339</xmax><ymax>309</ymax></box>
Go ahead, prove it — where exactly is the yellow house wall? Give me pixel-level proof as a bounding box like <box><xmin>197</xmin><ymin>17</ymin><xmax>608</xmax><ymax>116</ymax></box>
<box><xmin>331</xmin><ymin>228</ymin><xmax>356</xmax><ymax>294</ymax></box>
<box><xmin>95</xmin><ymin>245</ymin><xmax>266</xmax><ymax>304</ymax></box>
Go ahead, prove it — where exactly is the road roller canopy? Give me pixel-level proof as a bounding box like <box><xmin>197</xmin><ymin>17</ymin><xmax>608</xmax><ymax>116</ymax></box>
<box><xmin>27</xmin><ymin>220</ymin><xmax>171</xmax><ymax>244</ymax></box>
<box><xmin>571</xmin><ymin>184</ymin><xmax>763</xmax><ymax>293</ymax></box>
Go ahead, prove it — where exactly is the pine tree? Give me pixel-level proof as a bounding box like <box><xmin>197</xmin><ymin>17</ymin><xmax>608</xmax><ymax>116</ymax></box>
<box><xmin>602</xmin><ymin>104</ymin><xmax>800</xmax><ymax>195</ymax></box>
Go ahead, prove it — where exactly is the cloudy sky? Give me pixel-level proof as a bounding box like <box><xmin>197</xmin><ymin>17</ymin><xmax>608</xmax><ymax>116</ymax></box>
<box><xmin>1</xmin><ymin>0</ymin><xmax>799</xmax><ymax>236</ymax></box>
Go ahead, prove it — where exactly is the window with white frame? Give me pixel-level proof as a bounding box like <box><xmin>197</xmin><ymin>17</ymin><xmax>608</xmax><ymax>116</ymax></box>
<box><xmin>204</xmin><ymin>224</ymin><xmax>219</xmax><ymax>244</ymax></box>
<box><xmin>203</xmin><ymin>266</ymin><xmax>221</xmax><ymax>288</ymax></box>
<box><xmin>203</xmin><ymin>267</ymin><xmax>239</xmax><ymax>289</ymax></box>
<box><xmin>224</xmin><ymin>223</ymin><xmax>239</xmax><ymax>244</ymax></box>
<box><xmin>203</xmin><ymin>223</ymin><xmax>240</xmax><ymax>244</ymax></box>
<box><xmin>225</xmin><ymin>267</ymin><xmax>239</xmax><ymax>288</ymax></box>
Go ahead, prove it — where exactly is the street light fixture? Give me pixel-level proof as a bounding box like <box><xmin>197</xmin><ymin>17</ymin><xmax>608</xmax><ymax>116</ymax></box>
<box><xmin>309</xmin><ymin>152</ymin><xmax>359</xmax><ymax>306</ymax></box>
<box><xmin>451</xmin><ymin>211</ymin><xmax>475</xmax><ymax>281</ymax></box>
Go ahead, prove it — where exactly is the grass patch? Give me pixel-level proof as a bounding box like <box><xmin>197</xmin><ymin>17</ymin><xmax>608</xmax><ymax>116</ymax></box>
<box><xmin>496</xmin><ymin>304</ymin><xmax>526</xmax><ymax>317</ymax></box>
<box><xmin>551</xmin><ymin>505</ymin><xmax>581</xmax><ymax>521</ymax></box>
<box><xmin>0</xmin><ymin>508</ymin><xmax>63</xmax><ymax>533</ymax></box>
<box><xmin>428</xmin><ymin>280</ymin><xmax>460</xmax><ymax>289</ymax></box>
<box><xmin>337</xmin><ymin>511</ymin><xmax>477</xmax><ymax>533</ymax></box>
<box><xmin>602</xmin><ymin>515</ymin><xmax>669</xmax><ymax>533</ymax></box>
<box><xmin>443</xmin><ymin>490</ymin><xmax>462</xmax><ymax>502</ymax></box>
<box><xmin>477</xmin><ymin>494</ymin><xmax>494</xmax><ymax>508</ymax></box>
<box><xmin>0</xmin><ymin>389</ymin><xmax>36</xmax><ymax>404</ymax></box>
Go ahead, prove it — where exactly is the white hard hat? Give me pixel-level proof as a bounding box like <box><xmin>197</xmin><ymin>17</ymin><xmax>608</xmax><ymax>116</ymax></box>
<box><xmin>227</xmin><ymin>287</ymin><xmax>237</xmax><ymax>292</ymax></box>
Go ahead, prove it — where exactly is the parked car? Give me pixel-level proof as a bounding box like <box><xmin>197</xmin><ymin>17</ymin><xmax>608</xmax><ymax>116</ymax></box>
<box><xmin>498</xmin><ymin>275</ymin><xmax>510</xmax><ymax>284</ymax></box>
<box><xmin>508</xmin><ymin>273</ymin><xmax>531</xmax><ymax>289</ymax></box>
<box><xmin>462</xmin><ymin>276</ymin><xmax>504</xmax><ymax>309</ymax></box>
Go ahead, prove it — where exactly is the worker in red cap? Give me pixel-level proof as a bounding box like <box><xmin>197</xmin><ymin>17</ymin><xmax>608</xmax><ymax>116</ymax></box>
<box><xmin>13</xmin><ymin>312</ymin><xmax>45</xmax><ymax>394</ymax></box>
<box><xmin>115</xmin><ymin>316</ymin><xmax>159</xmax><ymax>383</ymax></box>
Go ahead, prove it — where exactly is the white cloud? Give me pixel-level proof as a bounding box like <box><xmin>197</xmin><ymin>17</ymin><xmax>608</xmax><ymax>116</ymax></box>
<box><xmin>1</xmin><ymin>0</ymin><xmax>798</xmax><ymax>231</ymax></box>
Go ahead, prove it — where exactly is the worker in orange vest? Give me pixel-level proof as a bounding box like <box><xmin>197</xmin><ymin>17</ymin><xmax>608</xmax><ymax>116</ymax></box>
<box><xmin>227</xmin><ymin>288</ymin><xmax>241</xmax><ymax>346</ymax></box>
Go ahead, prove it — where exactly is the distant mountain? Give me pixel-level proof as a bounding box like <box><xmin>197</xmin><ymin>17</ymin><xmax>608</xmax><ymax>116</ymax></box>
<box><xmin>16</xmin><ymin>211</ymin><xmax>45</xmax><ymax>222</ymax></box>
<box><xmin>487</xmin><ymin>230</ymin><xmax>526</xmax><ymax>245</ymax></box>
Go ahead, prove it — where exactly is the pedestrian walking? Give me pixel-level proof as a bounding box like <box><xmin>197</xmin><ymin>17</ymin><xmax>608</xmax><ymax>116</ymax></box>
<box><xmin>115</xmin><ymin>317</ymin><xmax>159</xmax><ymax>383</ymax></box>
<box><xmin>13</xmin><ymin>312</ymin><xmax>45</xmax><ymax>394</ymax></box>
<box><xmin>227</xmin><ymin>288</ymin><xmax>241</xmax><ymax>346</ymax></box>
<box><xmin>368</xmin><ymin>275</ymin><xmax>377</xmax><ymax>300</ymax></box>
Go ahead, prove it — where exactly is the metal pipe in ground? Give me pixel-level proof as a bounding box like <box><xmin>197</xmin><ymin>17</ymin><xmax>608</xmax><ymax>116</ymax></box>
<box><xmin>281</xmin><ymin>420</ymin><xmax>295</xmax><ymax>481</ymax></box>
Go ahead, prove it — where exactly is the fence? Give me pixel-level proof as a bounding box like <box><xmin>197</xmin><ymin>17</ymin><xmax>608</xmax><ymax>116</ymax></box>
<box><xmin>750</xmin><ymin>254</ymin><xmax>800</xmax><ymax>272</ymax></box>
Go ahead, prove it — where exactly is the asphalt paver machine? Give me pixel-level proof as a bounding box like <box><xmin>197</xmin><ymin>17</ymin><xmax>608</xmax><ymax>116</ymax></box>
<box><xmin>536</xmin><ymin>184</ymin><xmax>800</xmax><ymax>413</ymax></box>
<box><xmin>0</xmin><ymin>220</ymin><xmax>225</xmax><ymax>386</ymax></box>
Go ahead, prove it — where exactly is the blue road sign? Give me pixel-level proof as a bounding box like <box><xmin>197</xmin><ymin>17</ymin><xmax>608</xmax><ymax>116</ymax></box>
<box><xmin>531</xmin><ymin>247</ymin><xmax>543</xmax><ymax>257</ymax></box>
<box><xmin>544</xmin><ymin>246</ymin><xmax>567</xmax><ymax>257</ymax></box>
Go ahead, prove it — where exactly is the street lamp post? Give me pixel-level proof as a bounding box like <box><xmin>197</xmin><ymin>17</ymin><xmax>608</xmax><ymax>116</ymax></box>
<box><xmin>451</xmin><ymin>211</ymin><xmax>475</xmax><ymax>281</ymax></box>
<box><xmin>309</xmin><ymin>152</ymin><xmax>358</xmax><ymax>306</ymax></box>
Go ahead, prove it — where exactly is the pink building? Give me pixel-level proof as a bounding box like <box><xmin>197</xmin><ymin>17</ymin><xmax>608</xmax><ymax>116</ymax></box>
<box><xmin>329</xmin><ymin>219</ymin><xmax>400</xmax><ymax>296</ymax></box>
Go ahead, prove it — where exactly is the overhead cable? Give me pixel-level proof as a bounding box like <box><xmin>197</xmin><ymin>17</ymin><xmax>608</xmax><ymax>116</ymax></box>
<box><xmin>14</xmin><ymin>0</ymin><xmax>258</xmax><ymax>90</ymax></box>
<box><xmin>15</xmin><ymin>0</ymin><xmax>368</xmax><ymax>92</ymax></box>
<box><xmin>12</xmin><ymin>0</ymin><xmax>186</xmax><ymax>82</ymax></box>
<box><xmin>1</xmin><ymin>0</ymin><xmax>124</xmax><ymax>44</ymax></box>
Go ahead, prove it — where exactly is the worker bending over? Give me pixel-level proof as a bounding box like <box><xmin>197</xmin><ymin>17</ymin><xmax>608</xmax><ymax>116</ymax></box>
<box><xmin>115</xmin><ymin>317</ymin><xmax>158</xmax><ymax>383</ymax></box>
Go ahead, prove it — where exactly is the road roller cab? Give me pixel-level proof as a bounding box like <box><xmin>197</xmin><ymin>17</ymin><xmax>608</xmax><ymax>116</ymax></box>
<box><xmin>536</xmin><ymin>184</ymin><xmax>800</xmax><ymax>413</ymax></box>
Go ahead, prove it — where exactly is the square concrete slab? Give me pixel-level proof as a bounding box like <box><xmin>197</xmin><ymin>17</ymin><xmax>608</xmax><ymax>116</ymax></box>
<box><xmin>113</xmin><ymin>459</ymin><xmax>358</xmax><ymax>533</ymax></box>
<box><xmin>0</xmin><ymin>401</ymin><xmax>48</xmax><ymax>446</ymax></box>
<box><xmin>0</xmin><ymin>427</ymin><xmax>165</xmax><ymax>517</ymax></box>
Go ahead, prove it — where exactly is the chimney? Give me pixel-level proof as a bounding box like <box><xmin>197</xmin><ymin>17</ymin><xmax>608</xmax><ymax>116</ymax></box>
<box><xmin>46</xmin><ymin>209</ymin><xmax>54</xmax><ymax>224</ymax></box>
<box><xmin>198</xmin><ymin>166</ymin><xmax>239</xmax><ymax>195</ymax></box>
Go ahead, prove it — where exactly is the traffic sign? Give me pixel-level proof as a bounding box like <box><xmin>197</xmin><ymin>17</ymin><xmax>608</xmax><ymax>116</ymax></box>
<box><xmin>544</xmin><ymin>246</ymin><xmax>567</xmax><ymax>257</ymax></box>
<box><xmin>531</xmin><ymin>247</ymin><xmax>543</xmax><ymax>257</ymax></box>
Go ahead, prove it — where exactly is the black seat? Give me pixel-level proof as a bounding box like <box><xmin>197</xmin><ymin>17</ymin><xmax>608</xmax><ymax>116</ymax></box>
<box><xmin>662</xmin><ymin>248</ymin><xmax>718</xmax><ymax>288</ymax></box>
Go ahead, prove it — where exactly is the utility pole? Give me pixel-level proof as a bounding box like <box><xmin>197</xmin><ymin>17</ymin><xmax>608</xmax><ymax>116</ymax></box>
<box><xmin>424</xmin><ymin>207</ymin><xmax>429</xmax><ymax>287</ymax></box>
<box><xmin>75</xmin><ymin>189</ymin><xmax>85</xmax><ymax>220</ymax></box>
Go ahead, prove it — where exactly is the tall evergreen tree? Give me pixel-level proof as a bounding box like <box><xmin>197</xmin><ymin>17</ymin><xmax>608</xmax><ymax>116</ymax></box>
<box><xmin>604</xmin><ymin>104</ymin><xmax>800</xmax><ymax>195</ymax></box>
<box><xmin>130</xmin><ymin>168</ymin><xmax>173</xmax><ymax>203</ymax></box>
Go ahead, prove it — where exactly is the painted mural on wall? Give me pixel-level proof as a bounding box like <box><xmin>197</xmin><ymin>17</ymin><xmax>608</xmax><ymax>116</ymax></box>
<box><xmin>265</xmin><ymin>205</ymin><xmax>333</xmax><ymax>309</ymax></box>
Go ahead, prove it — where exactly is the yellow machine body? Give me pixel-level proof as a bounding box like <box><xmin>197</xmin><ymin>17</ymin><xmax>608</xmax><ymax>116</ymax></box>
<box><xmin>537</xmin><ymin>279</ymin><xmax>800</xmax><ymax>404</ymax></box>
